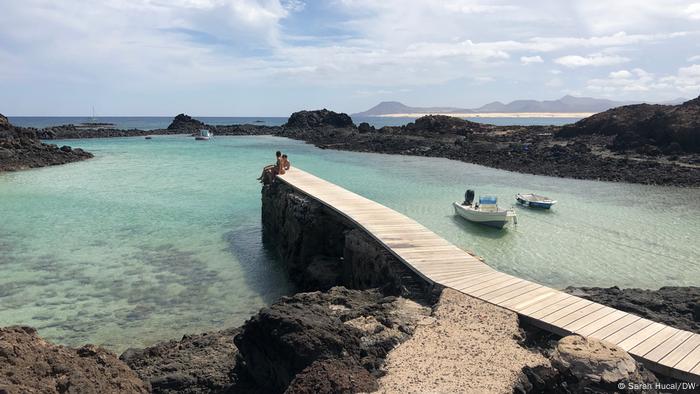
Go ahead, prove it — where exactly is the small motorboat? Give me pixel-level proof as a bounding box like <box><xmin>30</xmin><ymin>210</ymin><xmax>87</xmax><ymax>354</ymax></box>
<box><xmin>145</xmin><ymin>136</ymin><xmax>152</xmax><ymax>140</ymax></box>
<box><xmin>453</xmin><ymin>190</ymin><xmax>517</xmax><ymax>229</ymax></box>
<box><xmin>516</xmin><ymin>193</ymin><xmax>557</xmax><ymax>209</ymax></box>
<box><xmin>195</xmin><ymin>129</ymin><xmax>212</xmax><ymax>141</ymax></box>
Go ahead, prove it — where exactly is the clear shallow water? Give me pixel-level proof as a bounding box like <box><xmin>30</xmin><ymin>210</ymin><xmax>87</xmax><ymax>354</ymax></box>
<box><xmin>1</xmin><ymin>135</ymin><xmax>698</xmax><ymax>351</ymax></box>
<box><xmin>8</xmin><ymin>116</ymin><xmax>581</xmax><ymax>130</ymax></box>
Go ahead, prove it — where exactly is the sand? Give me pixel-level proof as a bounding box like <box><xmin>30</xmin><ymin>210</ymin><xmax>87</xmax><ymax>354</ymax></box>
<box><xmin>376</xmin><ymin>289</ymin><xmax>549</xmax><ymax>394</ymax></box>
<box><xmin>378</xmin><ymin>112</ymin><xmax>595</xmax><ymax>118</ymax></box>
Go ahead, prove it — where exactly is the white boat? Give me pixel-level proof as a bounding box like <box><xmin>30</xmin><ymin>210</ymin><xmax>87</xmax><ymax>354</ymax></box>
<box><xmin>195</xmin><ymin>129</ymin><xmax>212</xmax><ymax>141</ymax></box>
<box><xmin>453</xmin><ymin>191</ymin><xmax>516</xmax><ymax>229</ymax></box>
<box><xmin>516</xmin><ymin>193</ymin><xmax>557</xmax><ymax>209</ymax></box>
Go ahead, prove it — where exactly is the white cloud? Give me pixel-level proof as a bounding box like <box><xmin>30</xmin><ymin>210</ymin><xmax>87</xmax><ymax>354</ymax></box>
<box><xmin>2</xmin><ymin>0</ymin><xmax>700</xmax><ymax>114</ymax></box>
<box><xmin>609</xmin><ymin>70</ymin><xmax>633</xmax><ymax>79</ymax></box>
<box><xmin>688</xmin><ymin>55</ymin><xmax>700</xmax><ymax>62</ymax></box>
<box><xmin>660</xmin><ymin>64</ymin><xmax>700</xmax><ymax>93</ymax></box>
<box><xmin>520</xmin><ymin>55</ymin><xmax>543</xmax><ymax>65</ymax></box>
<box><xmin>685</xmin><ymin>3</ymin><xmax>700</xmax><ymax>19</ymax></box>
<box><xmin>586</xmin><ymin>66</ymin><xmax>700</xmax><ymax>96</ymax></box>
<box><xmin>554</xmin><ymin>54</ymin><xmax>630</xmax><ymax>68</ymax></box>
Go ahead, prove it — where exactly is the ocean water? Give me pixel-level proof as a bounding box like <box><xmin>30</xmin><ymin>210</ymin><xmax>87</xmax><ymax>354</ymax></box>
<box><xmin>1</xmin><ymin>135</ymin><xmax>698</xmax><ymax>351</ymax></box>
<box><xmin>8</xmin><ymin>116</ymin><xmax>582</xmax><ymax>130</ymax></box>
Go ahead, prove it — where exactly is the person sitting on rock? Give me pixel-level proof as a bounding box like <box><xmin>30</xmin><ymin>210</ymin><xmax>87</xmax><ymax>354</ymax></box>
<box><xmin>282</xmin><ymin>154</ymin><xmax>291</xmax><ymax>171</ymax></box>
<box><xmin>258</xmin><ymin>151</ymin><xmax>283</xmax><ymax>183</ymax></box>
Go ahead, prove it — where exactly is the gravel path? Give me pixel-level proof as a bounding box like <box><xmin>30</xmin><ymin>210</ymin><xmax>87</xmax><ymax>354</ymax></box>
<box><xmin>377</xmin><ymin>289</ymin><xmax>548</xmax><ymax>393</ymax></box>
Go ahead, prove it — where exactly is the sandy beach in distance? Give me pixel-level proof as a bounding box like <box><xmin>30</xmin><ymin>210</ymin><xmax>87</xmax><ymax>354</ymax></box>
<box><xmin>378</xmin><ymin>112</ymin><xmax>596</xmax><ymax>118</ymax></box>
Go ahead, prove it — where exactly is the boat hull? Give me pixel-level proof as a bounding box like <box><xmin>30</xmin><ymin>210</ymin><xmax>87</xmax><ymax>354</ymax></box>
<box><xmin>453</xmin><ymin>202</ymin><xmax>513</xmax><ymax>229</ymax></box>
<box><xmin>194</xmin><ymin>136</ymin><xmax>210</xmax><ymax>141</ymax></box>
<box><xmin>516</xmin><ymin>194</ymin><xmax>556</xmax><ymax>209</ymax></box>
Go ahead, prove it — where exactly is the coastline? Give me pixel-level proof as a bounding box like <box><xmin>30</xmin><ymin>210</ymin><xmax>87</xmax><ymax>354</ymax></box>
<box><xmin>4</xmin><ymin>179</ymin><xmax>696</xmax><ymax>392</ymax></box>
<box><xmin>17</xmin><ymin>110</ymin><xmax>700</xmax><ymax>187</ymax></box>
<box><xmin>377</xmin><ymin>111</ymin><xmax>596</xmax><ymax>118</ymax></box>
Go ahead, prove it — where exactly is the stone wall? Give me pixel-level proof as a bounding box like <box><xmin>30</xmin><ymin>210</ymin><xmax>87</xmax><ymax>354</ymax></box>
<box><xmin>261</xmin><ymin>182</ymin><xmax>439</xmax><ymax>300</ymax></box>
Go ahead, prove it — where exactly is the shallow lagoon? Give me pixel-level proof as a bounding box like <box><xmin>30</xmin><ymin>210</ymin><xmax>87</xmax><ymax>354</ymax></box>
<box><xmin>1</xmin><ymin>135</ymin><xmax>698</xmax><ymax>351</ymax></box>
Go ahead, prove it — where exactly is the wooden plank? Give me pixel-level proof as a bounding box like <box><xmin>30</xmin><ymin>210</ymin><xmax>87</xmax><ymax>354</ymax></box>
<box><xmin>475</xmin><ymin>279</ymin><xmax>531</xmax><ymax>299</ymax></box>
<box><xmin>525</xmin><ymin>295</ymin><xmax>581</xmax><ymax>319</ymax></box>
<box><xmin>440</xmin><ymin>271</ymin><xmax>502</xmax><ymax>288</ymax></box>
<box><xmin>644</xmin><ymin>330</ymin><xmax>694</xmax><ymax>362</ymax></box>
<box><xmin>628</xmin><ymin>325</ymin><xmax>679</xmax><ymax>356</ymax></box>
<box><xmin>659</xmin><ymin>335</ymin><xmax>700</xmax><ymax>368</ymax></box>
<box><xmin>588</xmin><ymin>314</ymin><xmax>642</xmax><ymax>341</ymax></box>
<box><xmin>573</xmin><ymin>309</ymin><xmax>627</xmax><ymax>337</ymax></box>
<box><xmin>675</xmin><ymin>346</ymin><xmax>700</xmax><ymax>374</ymax></box>
<box><xmin>517</xmin><ymin>292</ymin><xmax>573</xmax><ymax>315</ymax></box>
<box><xmin>500</xmin><ymin>287</ymin><xmax>558</xmax><ymax>309</ymax></box>
<box><xmin>564</xmin><ymin>306</ymin><xmax>619</xmax><ymax>333</ymax></box>
<box><xmin>485</xmin><ymin>282</ymin><xmax>543</xmax><ymax>305</ymax></box>
<box><xmin>616</xmin><ymin>321</ymin><xmax>666</xmax><ymax>351</ymax></box>
<box><xmin>536</xmin><ymin>298</ymin><xmax>593</xmax><ymax>322</ymax></box>
<box><xmin>603</xmin><ymin>318</ymin><xmax>656</xmax><ymax>345</ymax></box>
<box><xmin>456</xmin><ymin>274</ymin><xmax>518</xmax><ymax>293</ymax></box>
<box><xmin>548</xmin><ymin>302</ymin><xmax>606</xmax><ymax>327</ymax></box>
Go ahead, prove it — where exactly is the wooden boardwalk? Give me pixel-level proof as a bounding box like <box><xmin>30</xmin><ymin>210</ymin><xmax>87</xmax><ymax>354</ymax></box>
<box><xmin>277</xmin><ymin>168</ymin><xmax>700</xmax><ymax>383</ymax></box>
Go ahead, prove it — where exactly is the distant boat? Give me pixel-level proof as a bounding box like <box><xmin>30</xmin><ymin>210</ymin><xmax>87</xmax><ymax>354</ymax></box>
<box><xmin>195</xmin><ymin>129</ymin><xmax>212</xmax><ymax>141</ymax></box>
<box><xmin>145</xmin><ymin>136</ymin><xmax>152</xmax><ymax>140</ymax></box>
<box><xmin>453</xmin><ymin>190</ymin><xmax>516</xmax><ymax>229</ymax></box>
<box><xmin>516</xmin><ymin>193</ymin><xmax>557</xmax><ymax>209</ymax></box>
<box><xmin>76</xmin><ymin>106</ymin><xmax>115</xmax><ymax>129</ymax></box>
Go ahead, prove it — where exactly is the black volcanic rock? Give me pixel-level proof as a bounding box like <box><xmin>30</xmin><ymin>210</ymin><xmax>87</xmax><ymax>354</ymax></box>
<box><xmin>0</xmin><ymin>326</ymin><xmax>149</xmax><ymax>393</ymax></box>
<box><xmin>167</xmin><ymin>113</ymin><xmax>206</xmax><ymax>131</ymax></box>
<box><xmin>406</xmin><ymin>114</ymin><xmax>483</xmax><ymax>135</ymax></box>
<box><xmin>121</xmin><ymin>328</ymin><xmax>240</xmax><ymax>394</ymax></box>
<box><xmin>233</xmin><ymin>287</ymin><xmax>430</xmax><ymax>393</ymax></box>
<box><xmin>285</xmin><ymin>109</ymin><xmax>355</xmax><ymax>129</ymax></box>
<box><xmin>0</xmin><ymin>113</ymin><xmax>93</xmax><ymax>171</ymax></box>
<box><xmin>558</xmin><ymin>96</ymin><xmax>700</xmax><ymax>153</ymax></box>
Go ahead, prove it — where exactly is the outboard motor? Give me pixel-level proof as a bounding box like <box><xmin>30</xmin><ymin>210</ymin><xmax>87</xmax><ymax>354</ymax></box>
<box><xmin>464</xmin><ymin>189</ymin><xmax>475</xmax><ymax>205</ymax></box>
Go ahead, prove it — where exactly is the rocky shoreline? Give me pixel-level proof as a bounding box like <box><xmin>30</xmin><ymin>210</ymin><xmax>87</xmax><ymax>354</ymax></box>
<box><xmin>27</xmin><ymin>96</ymin><xmax>700</xmax><ymax>186</ymax></box>
<box><xmin>0</xmin><ymin>114</ymin><xmax>92</xmax><ymax>172</ymax></box>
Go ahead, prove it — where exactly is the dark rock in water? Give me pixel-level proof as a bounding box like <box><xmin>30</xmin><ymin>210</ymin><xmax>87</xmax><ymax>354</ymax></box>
<box><xmin>407</xmin><ymin>114</ymin><xmax>483</xmax><ymax>135</ymax></box>
<box><xmin>167</xmin><ymin>113</ymin><xmax>206</xmax><ymax>131</ymax></box>
<box><xmin>233</xmin><ymin>286</ymin><xmax>430</xmax><ymax>393</ymax></box>
<box><xmin>517</xmin><ymin>335</ymin><xmax>659</xmax><ymax>394</ymax></box>
<box><xmin>0</xmin><ymin>325</ymin><xmax>149</xmax><ymax>393</ymax></box>
<box><xmin>565</xmin><ymin>286</ymin><xmax>700</xmax><ymax>334</ymax></box>
<box><xmin>558</xmin><ymin>95</ymin><xmax>700</xmax><ymax>153</ymax></box>
<box><xmin>120</xmin><ymin>327</ymin><xmax>240</xmax><ymax>394</ymax></box>
<box><xmin>357</xmin><ymin>122</ymin><xmax>374</xmax><ymax>133</ymax></box>
<box><xmin>285</xmin><ymin>356</ymin><xmax>379</xmax><ymax>394</ymax></box>
<box><xmin>0</xmin><ymin>113</ymin><xmax>93</xmax><ymax>172</ymax></box>
<box><xmin>285</xmin><ymin>109</ymin><xmax>355</xmax><ymax>129</ymax></box>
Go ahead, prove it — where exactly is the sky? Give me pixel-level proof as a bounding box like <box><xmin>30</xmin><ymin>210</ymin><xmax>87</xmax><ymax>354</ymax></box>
<box><xmin>1</xmin><ymin>0</ymin><xmax>700</xmax><ymax>116</ymax></box>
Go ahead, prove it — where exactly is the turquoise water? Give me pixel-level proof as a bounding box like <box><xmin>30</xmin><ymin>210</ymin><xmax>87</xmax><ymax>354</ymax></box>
<box><xmin>1</xmin><ymin>135</ymin><xmax>698</xmax><ymax>351</ymax></box>
<box><xmin>8</xmin><ymin>116</ymin><xmax>582</xmax><ymax>130</ymax></box>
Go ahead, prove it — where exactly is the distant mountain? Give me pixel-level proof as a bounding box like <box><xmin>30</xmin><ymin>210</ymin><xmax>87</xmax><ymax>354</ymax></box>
<box><xmin>352</xmin><ymin>95</ymin><xmax>683</xmax><ymax>116</ymax></box>
<box><xmin>354</xmin><ymin>101</ymin><xmax>472</xmax><ymax>116</ymax></box>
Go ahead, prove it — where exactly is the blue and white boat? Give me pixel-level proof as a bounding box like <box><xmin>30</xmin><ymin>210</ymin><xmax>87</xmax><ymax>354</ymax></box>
<box><xmin>453</xmin><ymin>191</ymin><xmax>517</xmax><ymax>229</ymax></box>
<box><xmin>516</xmin><ymin>193</ymin><xmax>557</xmax><ymax>209</ymax></box>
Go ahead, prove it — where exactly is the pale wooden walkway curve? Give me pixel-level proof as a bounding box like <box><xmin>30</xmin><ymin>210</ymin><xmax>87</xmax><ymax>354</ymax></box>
<box><xmin>277</xmin><ymin>168</ymin><xmax>700</xmax><ymax>383</ymax></box>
